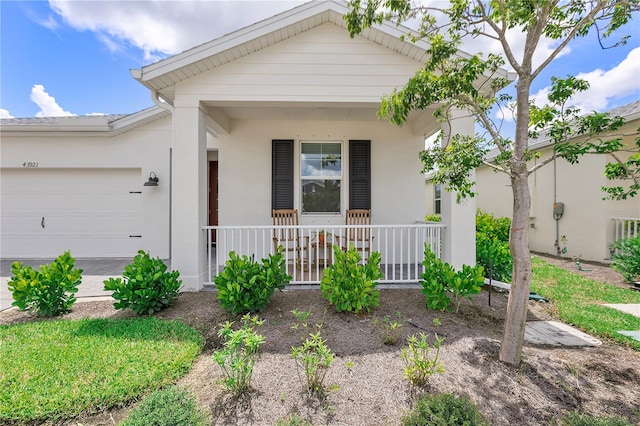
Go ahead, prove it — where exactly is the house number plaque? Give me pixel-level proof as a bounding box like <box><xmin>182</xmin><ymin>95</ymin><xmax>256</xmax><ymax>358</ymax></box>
<box><xmin>22</xmin><ymin>162</ymin><xmax>39</xmax><ymax>168</ymax></box>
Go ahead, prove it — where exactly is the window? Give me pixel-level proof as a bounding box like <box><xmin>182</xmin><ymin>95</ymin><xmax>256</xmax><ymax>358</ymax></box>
<box><xmin>434</xmin><ymin>184</ymin><xmax>442</xmax><ymax>215</ymax></box>
<box><xmin>300</xmin><ymin>142</ymin><xmax>341</xmax><ymax>214</ymax></box>
<box><xmin>272</xmin><ymin>139</ymin><xmax>370</xmax><ymax>213</ymax></box>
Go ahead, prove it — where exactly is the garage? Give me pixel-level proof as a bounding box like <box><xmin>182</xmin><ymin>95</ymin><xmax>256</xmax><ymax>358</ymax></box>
<box><xmin>1</xmin><ymin>168</ymin><xmax>143</xmax><ymax>259</ymax></box>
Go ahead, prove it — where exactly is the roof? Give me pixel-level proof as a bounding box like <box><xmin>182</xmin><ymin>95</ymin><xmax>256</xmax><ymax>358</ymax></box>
<box><xmin>131</xmin><ymin>0</ymin><xmax>511</xmax><ymax>100</ymax></box>
<box><xmin>0</xmin><ymin>106</ymin><xmax>170</xmax><ymax>135</ymax></box>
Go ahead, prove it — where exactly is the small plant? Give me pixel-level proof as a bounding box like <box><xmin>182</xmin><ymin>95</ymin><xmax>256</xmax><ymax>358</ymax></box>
<box><xmin>420</xmin><ymin>245</ymin><xmax>484</xmax><ymax>312</ymax></box>
<box><xmin>425</xmin><ymin>214</ymin><xmax>442</xmax><ymax>222</ymax></box>
<box><xmin>104</xmin><ymin>250</ymin><xmax>181</xmax><ymax>315</ymax></box>
<box><xmin>121</xmin><ymin>385</ymin><xmax>209</xmax><ymax>426</ymax></box>
<box><xmin>560</xmin><ymin>411</ymin><xmax>634</xmax><ymax>426</ymax></box>
<box><xmin>610</xmin><ymin>236</ymin><xmax>640</xmax><ymax>282</ymax></box>
<box><xmin>400</xmin><ymin>333</ymin><xmax>445</xmax><ymax>387</ymax></box>
<box><xmin>320</xmin><ymin>245</ymin><xmax>383</xmax><ymax>314</ymax></box>
<box><xmin>374</xmin><ymin>311</ymin><xmax>405</xmax><ymax>345</ymax></box>
<box><xmin>212</xmin><ymin>314</ymin><xmax>265</xmax><ymax>395</ymax></box>
<box><xmin>401</xmin><ymin>393</ymin><xmax>488</xmax><ymax>426</ymax></box>
<box><xmin>275</xmin><ymin>413</ymin><xmax>313</xmax><ymax>426</ymax></box>
<box><xmin>215</xmin><ymin>248</ymin><xmax>292</xmax><ymax>316</ymax></box>
<box><xmin>312</xmin><ymin>229</ymin><xmax>334</xmax><ymax>245</ymax></box>
<box><xmin>8</xmin><ymin>251</ymin><xmax>82</xmax><ymax>316</ymax></box>
<box><xmin>291</xmin><ymin>331</ymin><xmax>334</xmax><ymax>396</ymax></box>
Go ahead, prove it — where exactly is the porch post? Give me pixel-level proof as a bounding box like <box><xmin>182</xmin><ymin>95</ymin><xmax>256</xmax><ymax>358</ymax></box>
<box><xmin>171</xmin><ymin>102</ymin><xmax>208</xmax><ymax>290</ymax></box>
<box><xmin>440</xmin><ymin>108</ymin><xmax>476</xmax><ymax>269</ymax></box>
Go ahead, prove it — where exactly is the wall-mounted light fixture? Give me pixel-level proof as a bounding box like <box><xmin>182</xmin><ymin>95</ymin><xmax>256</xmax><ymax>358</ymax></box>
<box><xmin>144</xmin><ymin>171</ymin><xmax>159</xmax><ymax>187</ymax></box>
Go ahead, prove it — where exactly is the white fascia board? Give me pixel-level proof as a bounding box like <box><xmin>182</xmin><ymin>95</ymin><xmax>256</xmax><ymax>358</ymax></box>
<box><xmin>109</xmin><ymin>106</ymin><xmax>169</xmax><ymax>132</ymax></box>
<box><xmin>137</xmin><ymin>0</ymin><xmax>344</xmax><ymax>82</ymax></box>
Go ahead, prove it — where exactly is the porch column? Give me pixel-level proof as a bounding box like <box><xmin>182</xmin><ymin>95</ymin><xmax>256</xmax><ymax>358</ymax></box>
<box><xmin>171</xmin><ymin>102</ymin><xmax>208</xmax><ymax>291</ymax></box>
<box><xmin>440</xmin><ymin>108</ymin><xmax>476</xmax><ymax>269</ymax></box>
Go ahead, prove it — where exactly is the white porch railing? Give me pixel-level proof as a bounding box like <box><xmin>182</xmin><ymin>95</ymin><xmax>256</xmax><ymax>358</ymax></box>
<box><xmin>612</xmin><ymin>217</ymin><xmax>640</xmax><ymax>241</ymax></box>
<box><xmin>203</xmin><ymin>224</ymin><xmax>445</xmax><ymax>286</ymax></box>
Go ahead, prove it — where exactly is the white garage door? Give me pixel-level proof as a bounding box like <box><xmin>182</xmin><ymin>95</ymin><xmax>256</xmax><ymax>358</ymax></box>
<box><xmin>1</xmin><ymin>168</ymin><xmax>143</xmax><ymax>258</ymax></box>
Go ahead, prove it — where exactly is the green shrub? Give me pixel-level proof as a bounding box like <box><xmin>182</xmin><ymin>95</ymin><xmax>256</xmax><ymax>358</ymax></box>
<box><xmin>610</xmin><ymin>236</ymin><xmax>640</xmax><ymax>282</ymax></box>
<box><xmin>214</xmin><ymin>248</ymin><xmax>291</xmax><ymax>316</ymax></box>
<box><xmin>8</xmin><ymin>251</ymin><xmax>82</xmax><ymax>316</ymax></box>
<box><xmin>103</xmin><ymin>250</ymin><xmax>181</xmax><ymax>315</ymax></box>
<box><xmin>420</xmin><ymin>246</ymin><xmax>484</xmax><ymax>312</ymax></box>
<box><xmin>212</xmin><ymin>314</ymin><xmax>265</xmax><ymax>395</ymax></box>
<box><xmin>401</xmin><ymin>393</ymin><xmax>488</xmax><ymax>426</ymax></box>
<box><xmin>275</xmin><ymin>413</ymin><xmax>313</xmax><ymax>426</ymax></box>
<box><xmin>425</xmin><ymin>214</ymin><xmax>442</xmax><ymax>222</ymax></box>
<box><xmin>476</xmin><ymin>210</ymin><xmax>513</xmax><ymax>281</ymax></box>
<box><xmin>121</xmin><ymin>385</ymin><xmax>209</xmax><ymax>426</ymax></box>
<box><xmin>320</xmin><ymin>245</ymin><xmax>383</xmax><ymax>314</ymax></box>
<box><xmin>560</xmin><ymin>411</ymin><xmax>634</xmax><ymax>426</ymax></box>
<box><xmin>292</xmin><ymin>331</ymin><xmax>334</xmax><ymax>396</ymax></box>
<box><xmin>374</xmin><ymin>311</ymin><xmax>405</xmax><ymax>345</ymax></box>
<box><xmin>400</xmin><ymin>333</ymin><xmax>445</xmax><ymax>387</ymax></box>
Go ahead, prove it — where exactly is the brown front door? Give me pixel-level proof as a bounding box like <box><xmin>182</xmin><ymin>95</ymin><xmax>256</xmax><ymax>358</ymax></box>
<box><xmin>209</xmin><ymin>161</ymin><xmax>218</xmax><ymax>243</ymax></box>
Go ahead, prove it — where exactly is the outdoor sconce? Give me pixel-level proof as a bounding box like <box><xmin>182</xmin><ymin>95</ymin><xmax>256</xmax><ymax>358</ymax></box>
<box><xmin>144</xmin><ymin>171</ymin><xmax>159</xmax><ymax>187</ymax></box>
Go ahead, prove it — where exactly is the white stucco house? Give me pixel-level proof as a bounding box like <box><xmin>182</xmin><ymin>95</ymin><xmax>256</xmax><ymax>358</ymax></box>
<box><xmin>425</xmin><ymin>99</ymin><xmax>640</xmax><ymax>263</ymax></box>
<box><xmin>1</xmin><ymin>0</ymin><xmax>508</xmax><ymax>290</ymax></box>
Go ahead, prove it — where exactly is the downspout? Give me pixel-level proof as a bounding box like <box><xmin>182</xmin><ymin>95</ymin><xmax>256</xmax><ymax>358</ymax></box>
<box><xmin>553</xmin><ymin>148</ymin><xmax>560</xmax><ymax>256</ymax></box>
<box><xmin>151</xmin><ymin>92</ymin><xmax>175</xmax><ymax>262</ymax></box>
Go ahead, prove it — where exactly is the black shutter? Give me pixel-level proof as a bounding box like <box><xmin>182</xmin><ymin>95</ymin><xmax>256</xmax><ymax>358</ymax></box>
<box><xmin>349</xmin><ymin>140</ymin><xmax>371</xmax><ymax>210</ymax></box>
<box><xmin>272</xmin><ymin>139</ymin><xmax>294</xmax><ymax>210</ymax></box>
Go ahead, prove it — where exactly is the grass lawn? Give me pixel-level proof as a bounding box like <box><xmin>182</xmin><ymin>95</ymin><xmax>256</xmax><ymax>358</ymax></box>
<box><xmin>531</xmin><ymin>257</ymin><xmax>640</xmax><ymax>350</ymax></box>
<box><xmin>0</xmin><ymin>317</ymin><xmax>202</xmax><ymax>423</ymax></box>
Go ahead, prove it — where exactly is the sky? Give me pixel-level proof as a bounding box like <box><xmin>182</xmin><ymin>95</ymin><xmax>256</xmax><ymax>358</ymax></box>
<box><xmin>1</xmin><ymin>0</ymin><xmax>639</xmax><ymax>126</ymax></box>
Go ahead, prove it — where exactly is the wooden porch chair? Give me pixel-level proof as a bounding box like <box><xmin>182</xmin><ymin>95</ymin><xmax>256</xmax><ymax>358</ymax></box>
<box><xmin>342</xmin><ymin>209</ymin><xmax>372</xmax><ymax>258</ymax></box>
<box><xmin>272</xmin><ymin>209</ymin><xmax>306</xmax><ymax>270</ymax></box>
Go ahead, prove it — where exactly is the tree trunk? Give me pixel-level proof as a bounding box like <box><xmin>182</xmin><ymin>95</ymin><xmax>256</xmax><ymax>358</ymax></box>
<box><xmin>499</xmin><ymin>78</ymin><xmax>533</xmax><ymax>366</ymax></box>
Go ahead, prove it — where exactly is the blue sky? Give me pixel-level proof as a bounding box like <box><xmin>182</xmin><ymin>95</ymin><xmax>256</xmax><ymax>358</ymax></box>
<box><xmin>1</xmin><ymin>0</ymin><xmax>639</xmax><ymax>121</ymax></box>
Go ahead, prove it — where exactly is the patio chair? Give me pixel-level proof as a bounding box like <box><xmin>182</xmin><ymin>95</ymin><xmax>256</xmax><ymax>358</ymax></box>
<box><xmin>272</xmin><ymin>209</ymin><xmax>306</xmax><ymax>270</ymax></box>
<box><xmin>342</xmin><ymin>209</ymin><xmax>372</xmax><ymax>258</ymax></box>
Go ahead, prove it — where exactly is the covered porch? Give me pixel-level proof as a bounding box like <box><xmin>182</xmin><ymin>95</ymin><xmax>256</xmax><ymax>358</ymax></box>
<box><xmin>204</xmin><ymin>222</ymin><xmax>445</xmax><ymax>286</ymax></box>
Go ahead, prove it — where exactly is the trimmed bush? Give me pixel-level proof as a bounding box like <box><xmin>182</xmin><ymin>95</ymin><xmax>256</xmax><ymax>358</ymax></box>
<box><xmin>8</xmin><ymin>251</ymin><xmax>82</xmax><ymax>316</ymax></box>
<box><xmin>121</xmin><ymin>385</ymin><xmax>209</xmax><ymax>426</ymax></box>
<box><xmin>401</xmin><ymin>393</ymin><xmax>488</xmax><ymax>426</ymax></box>
<box><xmin>476</xmin><ymin>210</ymin><xmax>512</xmax><ymax>282</ymax></box>
<box><xmin>610</xmin><ymin>236</ymin><xmax>640</xmax><ymax>282</ymax></box>
<box><xmin>103</xmin><ymin>250</ymin><xmax>181</xmax><ymax>315</ymax></box>
<box><xmin>215</xmin><ymin>248</ymin><xmax>291</xmax><ymax>316</ymax></box>
<box><xmin>320</xmin><ymin>245</ymin><xmax>383</xmax><ymax>314</ymax></box>
<box><xmin>420</xmin><ymin>245</ymin><xmax>484</xmax><ymax>312</ymax></box>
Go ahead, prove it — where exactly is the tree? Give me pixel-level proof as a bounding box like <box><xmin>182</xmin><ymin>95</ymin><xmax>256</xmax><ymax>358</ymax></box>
<box><xmin>346</xmin><ymin>0</ymin><xmax>639</xmax><ymax>365</ymax></box>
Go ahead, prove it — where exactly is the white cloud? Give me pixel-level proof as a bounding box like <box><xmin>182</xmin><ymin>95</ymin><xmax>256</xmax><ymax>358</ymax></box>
<box><xmin>48</xmin><ymin>1</ymin><xmax>304</xmax><ymax>61</ymax></box>
<box><xmin>0</xmin><ymin>109</ymin><xmax>14</xmax><ymax>119</ymax></box>
<box><xmin>531</xmin><ymin>47</ymin><xmax>640</xmax><ymax>112</ymax></box>
<box><xmin>30</xmin><ymin>84</ymin><xmax>76</xmax><ymax>117</ymax></box>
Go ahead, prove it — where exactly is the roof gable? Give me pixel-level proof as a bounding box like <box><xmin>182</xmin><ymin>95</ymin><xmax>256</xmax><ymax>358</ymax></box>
<box><xmin>131</xmin><ymin>0</ymin><xmax>494</xmax><ymax>99</ymax></box>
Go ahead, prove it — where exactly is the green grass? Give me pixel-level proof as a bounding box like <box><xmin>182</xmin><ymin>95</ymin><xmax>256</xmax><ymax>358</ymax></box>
<box><xmin>0</xmin><ymin>317</ymin><xmax>202</xmax><ymax>423</ymax></box>
<box><xmin>531</xmin><ymin>257</ymin><xmax>640</xmax><ymax>349</ymax></box>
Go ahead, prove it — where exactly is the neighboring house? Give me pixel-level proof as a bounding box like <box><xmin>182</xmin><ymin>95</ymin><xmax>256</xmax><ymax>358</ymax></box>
<box><xmin>1</xmin><ymin>0</ymin><xmax>509</xmax><ymax>290</ymax></box>
<box><xmin>426</xmin><ymin>100</ymin><xmax>640</xmax><ymax>263</ymax></box>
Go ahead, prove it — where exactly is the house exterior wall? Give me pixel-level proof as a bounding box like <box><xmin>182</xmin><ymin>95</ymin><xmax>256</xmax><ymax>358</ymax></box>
<box><xmin>216</xmin><ymin>118</ymin><xmax>426</xmax><ymax>226</ymax></box>
<box><xmin>0</xmin><ymin>117</ymin><xmax>172</xmax><ymax>259</ymax></box>
<box><xmin>174</xmin><ymin>23</ymin><xmax>423</xmax><ymax>105</ymax></box>
<box><xmin>475</xmin><ymin>140</ymin><xmax>640</xmax><ymax>262</ymax></box>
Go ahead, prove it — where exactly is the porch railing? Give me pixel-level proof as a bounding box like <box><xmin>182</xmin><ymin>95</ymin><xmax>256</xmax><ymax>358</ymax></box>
<box><xmin>612</xmin><ymin>217</ymin><xmax>639</xmax><ymax>241</ymax></box>
<box><xmin>203</xmin><ymin>224</ymin><xmax>445</xmax><ymax>286</ymax></box>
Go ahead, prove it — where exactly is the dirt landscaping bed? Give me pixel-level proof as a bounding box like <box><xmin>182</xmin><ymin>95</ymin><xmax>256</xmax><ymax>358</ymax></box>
<box><xmin>1</xmin><ymin>254</ymin><xmax>639</xmax><ymax>425</ymax></box>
